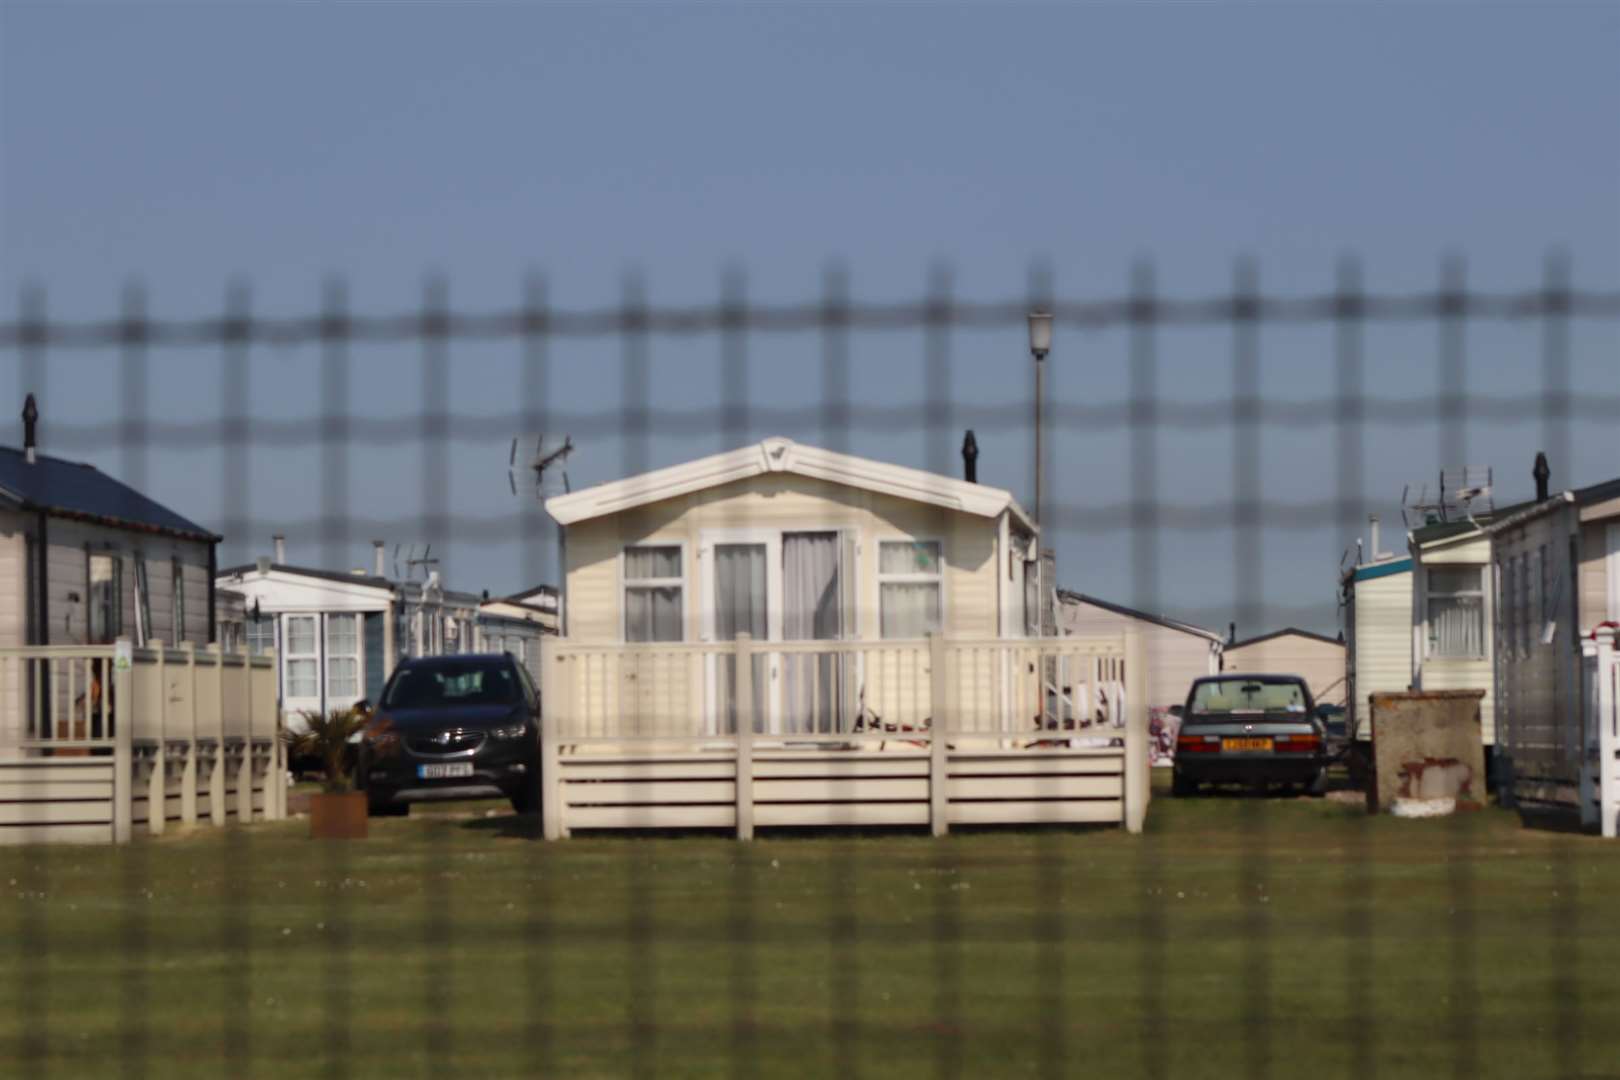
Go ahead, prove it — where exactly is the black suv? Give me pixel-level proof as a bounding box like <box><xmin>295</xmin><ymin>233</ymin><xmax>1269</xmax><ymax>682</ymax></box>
<box><xmin>357</xmin><ymin>654</ymin><xmax>542</xmax><ymax>816</ymax></box>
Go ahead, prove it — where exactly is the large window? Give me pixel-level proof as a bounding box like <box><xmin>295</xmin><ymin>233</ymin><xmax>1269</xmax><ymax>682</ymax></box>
<box><xmin>1426</xmin><ymin>566</ymin><xmax>1485</xmax><ymax>659</ymax></box>
<box><xmin>87</xmin><ymin>552</ymin><xmax>122</xmax><ymax>644</ymax></box>
<box><xmin>326</xmin><ymin>615</ymin><xmax>360</xmax><ymax>701</ymax></box>
<box><xmin>285</xmin><ymin>615</ymin><xmax>319</xmax><ymax>699</ymax></box>
<box><xmin>879</xmin><ymin>540</ymin><xmax>942</xmax><ymax>639</ymax></box>
<box><xmin>624</xmin><ymin>545</ymin><xmax>683</xmax><ymax>643</ymax></box>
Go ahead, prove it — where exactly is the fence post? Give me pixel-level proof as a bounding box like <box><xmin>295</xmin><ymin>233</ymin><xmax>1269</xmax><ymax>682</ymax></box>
<box><xmin>929</xmin><ymin>633</ymin><xmax>950</xmax><ymax>837</ymax></box>
<box><xmin>148</xmin><ymin>644</ymin><xmax>167</xmax><ymax>836</ymax></box>
<box><xmin>734</xmin><ymin>633</ymin><xmax>754</xmax><ymax>841</ymax></box>
<box><xmin>268</xmin><ymin>651</ymin><xmax>286</xmax><ymax>821</ymax></box>
<box><xmin>210</xmin><ymin>645</ymin><xmax>226</xmax><ymax>826</ymax></box>
<box><xmin>181</xmin><ymin>643</ymin><xmax>197</xmax><ymax>826</ymax></box>
<box><xmin>112</xmin><ymin>639</ymin><xmax>134</xmax><ymax>844</ymax></box>
<box><xmin>238</xmin><ymin>651</ymin><xmax>253</xmax><ymax>823</ymax></box>
<box><xmin>1598</xmin><ymin>630</ymin><xmax>1617</xmax><ymax>840</ymax></box>
<box><xmin>540</xmin><ymin>637</ymin><xmax>565</xmax><ymax>841</ymax></box>
<box><xmin>1123</xmin><ymin>627</ymin><xmax>1148</xmax><ymax>834</ymax></box>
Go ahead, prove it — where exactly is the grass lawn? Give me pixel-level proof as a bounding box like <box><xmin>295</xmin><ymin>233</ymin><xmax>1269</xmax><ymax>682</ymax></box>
<box><xmin>3</xmin><ymin>782</ymin><xmax>1619</xmax><ymax>1079</ymax></box>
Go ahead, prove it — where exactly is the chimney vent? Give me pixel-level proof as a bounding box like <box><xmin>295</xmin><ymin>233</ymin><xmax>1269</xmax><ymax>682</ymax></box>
<box><xmin>255</xmin><ymin>556</ymin><xmax>270</xmax><ymax>574</ymax></box>
<box><xmin>1533</xmin><ymin>451</ymin><xmax>1550</xmax><ymax>502</ymax></box>
<box><xmin>22</xmin><ymin>393</ymin><xmax>38</xmax><ymax>465</ymax></box>
<box><xmin>961</xmin><ymin>429</ymin><xmax>979</xmax><ymax>484</ymax></box>
<box><xmin>1369</xmin><ymin>515</ymin><xmax>1382</xmax><ymax>559</ymax></box>
<box><xmin>272</xmin><ymin>535</ymin><xmax>286</xmax><ymax>564</ymax></box>
<box><xmin>373</xmin><ymin>540</ymin><xmax>386</xmax><ymax>578</ymax></box>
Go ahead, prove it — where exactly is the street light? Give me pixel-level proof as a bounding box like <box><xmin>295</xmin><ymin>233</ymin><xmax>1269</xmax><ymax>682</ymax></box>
<box><xmin>1027</xmin><ymin>311</ymin><xmax>1053</xmax><ymax>528</ymax></box>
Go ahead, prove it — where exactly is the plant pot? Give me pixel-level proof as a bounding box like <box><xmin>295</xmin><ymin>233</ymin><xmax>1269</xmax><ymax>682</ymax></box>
<box><xmin>309</xmin><ymin>791</ymin><xmax>368</xmax><ymax>839</ymax></box>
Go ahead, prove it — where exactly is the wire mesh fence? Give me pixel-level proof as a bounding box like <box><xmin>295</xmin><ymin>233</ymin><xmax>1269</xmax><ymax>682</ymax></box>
<box><xmin>2</xmin><ymin>258</ymin><xmax>1619</xmax><ymax>1077</ymax></box>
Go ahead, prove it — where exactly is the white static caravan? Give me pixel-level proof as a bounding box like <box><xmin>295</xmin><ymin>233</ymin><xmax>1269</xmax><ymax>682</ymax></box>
<box><xmin>1339</xmin><ymin>553</ymin><xmax>1414</xmax><ymax>742</ymax></box>
<box><xmin>1222</xmin><ymin>629</ymin><xmax>1345</xmax><ymax>707</ymax></box>
<box><xmin>1488</xmin><ymin>476</ymin><xmax>1620</xmax><ymax>831</ymax></box>
<box><xmin>1058</xmin><ymin>591</ymin><xmax>1222</xmax><ymax>711</ymax></box>
<box><xmin>540</xmin><ymin>437</ymin><xmax>1149</xmax><ymax>839</ymax></box>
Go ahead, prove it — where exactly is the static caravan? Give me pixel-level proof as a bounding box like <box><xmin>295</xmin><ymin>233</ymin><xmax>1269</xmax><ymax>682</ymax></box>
<box><xmin>1489</xmin><ymin>476</ymin><xmax>1620</xmax><ymax>830</ymax></box>
<box><xmin>1059</xmin><ymin>591</ymin><xmax>1222</xmax><ymax>710</ymax></box>
<box><xmin>539</xmin><ymin>437</ymin><xmax>1148</xmax><ymax>839</ymax></box>
<box><xmin>1222</xmin><ymin>629</ymin><xmax>1345</xmax><ymax>707</ymax></box>
<box><xmin>218</xmin><ymin>542</ymin><xmax>551</xmax><ymax>722</ymax></box>
<box><xmin>1339</xmin><ymin>553</ymin><xmax>1413</xmax><ymax>742</ymax></box>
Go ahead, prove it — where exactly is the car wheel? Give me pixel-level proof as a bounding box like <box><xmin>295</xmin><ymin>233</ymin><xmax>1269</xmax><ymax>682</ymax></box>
<box><xmin>367</xmin><ymin>795</ymin><xmax>408</xmax><ymax>818</ymax></box>
<box><xmin>1171</xmin><ymin>770</ymin><xmax>1197</xmax><ymax>797</ymax></box>
<box><xmin>1306</xmin><ymin>768</ymin><xmax>1328</xmax><ymax>797</ymax></box>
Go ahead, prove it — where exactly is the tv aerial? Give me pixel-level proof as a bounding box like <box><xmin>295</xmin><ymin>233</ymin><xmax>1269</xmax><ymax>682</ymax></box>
<box><xmin>509</xmin><ymin>433</ymin><xmax>574</xmax><ymax>500</ymax></box>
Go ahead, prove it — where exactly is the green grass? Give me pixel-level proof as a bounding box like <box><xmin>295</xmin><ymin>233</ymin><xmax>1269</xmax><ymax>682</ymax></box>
<box><xmin>4</xmin><ymin>786</ymin><xmax>1620</xmax><ymax>1079</ymax></box>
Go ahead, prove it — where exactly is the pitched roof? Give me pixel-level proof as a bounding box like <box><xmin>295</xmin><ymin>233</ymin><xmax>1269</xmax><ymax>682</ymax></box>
<box><xmin>544</xmin><ymin>437</ymin><xmax>1035</xmax><ymax>531</ymax></box>
<box><xmin>1056</xmin><ymin>590</ymin><xmax>1225</xmax><ymax>644</ymax></box>
<box><xmin>1410</xmin><ymin>497</ymin><xmax>1537</xmax><ymax>547</ymax></box>
<box><xmin>0</xmin><ymin>445</ymin><xmax>218</xmax><ymax>541</ymax></box>
<box><xmin>1228</xmin><ymin>627</ymin><xmax>1344</xmax><ymax>650</ymax></box>
<box><xmin>216</xmin><ymin>562</ymin><xmax>395</xmax><ymax>592</ymax></box>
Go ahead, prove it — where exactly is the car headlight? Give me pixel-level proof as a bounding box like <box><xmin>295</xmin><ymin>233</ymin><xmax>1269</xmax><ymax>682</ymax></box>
<box><xmin>490</xmin><ymin>722</ymin><xmax>530</xmax><ymax>740</ymax></box>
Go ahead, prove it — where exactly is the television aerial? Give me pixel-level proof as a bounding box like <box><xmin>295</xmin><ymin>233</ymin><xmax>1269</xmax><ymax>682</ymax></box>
<box><xmin>509</xmin><ymin>433</ymin><xmax>574</xmax><ymax>501</ymax></box>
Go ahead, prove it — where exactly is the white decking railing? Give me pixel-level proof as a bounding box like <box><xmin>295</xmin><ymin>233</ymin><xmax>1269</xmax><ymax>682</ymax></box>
<box><xmin>539</xmin><ymin>631</ymin><xmax>1149</xmax><ymax>839</ymax></box>
<box><xmin>0</xmin><ymin>641</ymin><xmax>285</xmax><ymax>845</ymax></box>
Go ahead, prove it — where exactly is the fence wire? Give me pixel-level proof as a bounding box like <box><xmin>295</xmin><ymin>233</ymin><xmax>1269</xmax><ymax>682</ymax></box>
<box><xmin>3</xmin><ymin>256</ymin><xmax>1618</xmax><ymax>1078</ymax></box>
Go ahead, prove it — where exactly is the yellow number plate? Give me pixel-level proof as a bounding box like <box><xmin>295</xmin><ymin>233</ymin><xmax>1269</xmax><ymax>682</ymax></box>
<box><xmin>1222</xmin><ymin>737</ymin><xmax>1273</xmax><ymax>752</ymax></box>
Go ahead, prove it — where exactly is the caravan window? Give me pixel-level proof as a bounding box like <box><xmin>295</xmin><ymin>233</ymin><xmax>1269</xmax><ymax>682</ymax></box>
<box><xmin>285</xmin><ymin>616</ymin><xmax>318</xmax><ymax>698</ymax></box>
<box><xmin>879</xmin><ymin>540</ymin><xmax>942</xmax><ymax>639</ymax></box>
<box><xmin>1426</xmin><ymin>566</ymin><xmax>1484</xmax><ymax>659</ymax></box>
<box><xmin>87</xmin><ymin>552</ymin><xmax>122</xmax><ymax>644</ymax></box>
<box><xmin>326</xmin><ymin>615</ymin><xmax>360</xmax><ymax>699</ymax></box>
<box><xmin>624</xmin><ymin>545</ymin><xmax>683</xmax><ymax>642</ymax></box>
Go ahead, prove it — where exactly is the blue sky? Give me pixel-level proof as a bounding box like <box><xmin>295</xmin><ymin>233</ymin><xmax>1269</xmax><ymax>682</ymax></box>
<box><xmin>2</xmin><ymin>2</ymin><xmax>1616</xmax><ymax>633</ymax></box>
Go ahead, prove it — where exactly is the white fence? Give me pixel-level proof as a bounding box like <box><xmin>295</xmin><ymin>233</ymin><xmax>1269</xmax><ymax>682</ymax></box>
<box><xmin>0</xmin><ymin>641</ymin><xmax>285</xmax><ymax>845</ymax></box>
<box><xmin>538</xmin><ymin>631</ymin><xmax>1148</xmax><ymax>839</ymax></box>
<box><xmin>1581</xmin><ymin>628</ymin><xmax>1620</xmax><ymax>838</ymax></box>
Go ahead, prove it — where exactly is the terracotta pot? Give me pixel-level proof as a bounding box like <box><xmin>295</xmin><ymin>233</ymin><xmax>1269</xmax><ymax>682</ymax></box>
<box><xmin>309</xmin><ymin>791</ymin><xmax>368</xmax><ymax>840</ymax></box>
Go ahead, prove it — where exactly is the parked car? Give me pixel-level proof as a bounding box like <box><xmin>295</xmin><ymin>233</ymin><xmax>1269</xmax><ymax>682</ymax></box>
<box><xmin>1172</xmin><ymin>674</ymin><xmax>1327</xmax><ymax>797</ymax></box>
<box><xmin>357</xmin><ymin>653</ymin><xmax>542</xmax><ymax>816</ymax></box>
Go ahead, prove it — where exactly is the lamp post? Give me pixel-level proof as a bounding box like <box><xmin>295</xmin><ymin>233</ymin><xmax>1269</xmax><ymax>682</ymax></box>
<box><xmin>1027</xmin><ymin>311</ymin><xmax>1053</xmax><ymax>527</ymax></box>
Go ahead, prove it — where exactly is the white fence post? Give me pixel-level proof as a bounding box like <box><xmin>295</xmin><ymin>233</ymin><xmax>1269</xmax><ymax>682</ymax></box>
<box><xmin>1123</xmin><ymin>627</ymin><xmax>1148</xmax><ymax>834</ymax></box>
<box><xmin>929</xmin><ymin>633</ymin><xmax>950</xmax><ymax>837</ymax></box>
<box><xmin>734</xmin><ymin>633</ymin><xmax>755</xmax><ymax>842</ymax></box>
<box><xmin>148</xmin><ymin>644</ymin><xmax>167</xmax><ymax>836</ymax></box>
<box><xmin>540</xmin><ymin>637</ymin><xmax>565</xmax><ymax>841</ymax></box>
<box><xmin>238</xmin><ymin>651</ymin><xmax>253</xmax><ymax>823</ymax></box>
<box><xmin>210</xmin><ymin>646</ymin><xmax>226</xmax><ymax>826</ymax></box>
<box><xmin>1597</xmin><ymin>630</ymin><xmax>1617</xmax><ymax>840</ymax></box>
<box><xmin>181</xmin><ymin>643</ymin><xmax>198</xmax><ymax>826</ymax></box>
<box><xmin>112</xmin><ymin>639</ymin><xmax>134</xmax><ymax>844</ymax></box>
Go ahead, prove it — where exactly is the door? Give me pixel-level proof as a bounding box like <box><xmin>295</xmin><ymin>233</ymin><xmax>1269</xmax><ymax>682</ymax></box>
<box><xmin>782</xmin><ymin>532</ymin><xmax>846</xmax><ymax>734</ymax></box>
<box><xmin>702</xmin><ymin>531</ymin><xmax>779</xmax><ymax>735</ymax></box>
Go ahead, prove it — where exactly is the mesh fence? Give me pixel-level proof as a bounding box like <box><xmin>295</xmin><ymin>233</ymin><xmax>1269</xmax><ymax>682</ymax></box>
<box><xmin>3</xmin><ymin>259</ymin><xmax>1619</xmax><ymax>1077</ymax></box>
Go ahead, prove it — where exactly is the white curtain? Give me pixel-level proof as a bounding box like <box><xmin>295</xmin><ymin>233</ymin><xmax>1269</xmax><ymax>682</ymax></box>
<box><xmin>715</xmin><ymin>544</ymin><xmax>768</xmax><ymax>734</ymax></box>
<box><xmin>1429</xmin><ymin>567</ymin><xmax>1484</xmax><ymax>658</ymax></box>
<box><xmin>880</xmin><ymin>584</ymin><xmax>940</xmax><ymax>639</ymax></box>
<box><xmin>625</xmin><ymin>587</ymin><xmax>682</xmax><ymax>642</ymax></box>
<box><xmin>784</xmin><ymin>532</ymin><xmax>841</xmax><ymax>733</ymax></box>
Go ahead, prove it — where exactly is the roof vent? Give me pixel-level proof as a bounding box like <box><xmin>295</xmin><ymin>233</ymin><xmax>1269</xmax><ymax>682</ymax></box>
<box><xmin>961</xmin><ymin>429</ymin><xmax>979</xmax><ymax>483</ymax></box>
<box><xmin>1533</xmin><ymin>451</ymin><xmax>1550</xmax><ymax>502</ymax></box>
<box><xmin>22</xmin><ymin>393</ymin><xmax>38</xmax><ymax>465</ymax></box>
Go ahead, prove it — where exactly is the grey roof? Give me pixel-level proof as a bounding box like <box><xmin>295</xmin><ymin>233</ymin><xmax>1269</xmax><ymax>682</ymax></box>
<box><xmin>1056</xmin><ymin>589</ymin><xmax>1225</xmax><ymax>644</ymax></box>
<box><xmin>1228</xmin><ymin>627</ymin><xmax>1343</xmax><ymax>650</ymax></box>
<box><xmin>0</xmin><ymin>445</ymin><xmax>218</xmax><ymax>541</ymax></box>
<box><xmin>216</xmin><ymin>562</ymin><xmax>394</xmax><ymax>590</ymax></box>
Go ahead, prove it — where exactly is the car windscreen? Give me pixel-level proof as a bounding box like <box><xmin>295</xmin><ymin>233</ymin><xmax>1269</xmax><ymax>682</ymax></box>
<box><xmin>385</xmin><ymin>663</ymin><xmax>519</xmax><ymax>709</ymax></box>
<box><xmin>1188</xmin><ymin>678</ymin><xmax>1308</xmax><ymax>716</ymax></box>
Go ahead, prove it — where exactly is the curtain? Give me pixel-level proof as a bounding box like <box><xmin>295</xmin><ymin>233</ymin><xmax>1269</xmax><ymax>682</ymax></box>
<box><xmin>625</xmin><ymin>587</ymin><xmax>682</xmax><ymax>642</ymax></box>
<box><xmin>1429</xmin><ymin>567</ymin><xmax>1484</xmax><ymax>658</ymax></box>
<box><xmin>784</xmin><ymin>532</ymin><xmax>841</xmax><ymax>734</ymax></box>
<box><xmin>715</xmin><ymin>544</ymin><xmax>768</xmax><ymax>734</ymax></box>
<box><xmin>881</xmin><ymin>583</ymin><xmax>940</xmax><ymax>639</ymax></box>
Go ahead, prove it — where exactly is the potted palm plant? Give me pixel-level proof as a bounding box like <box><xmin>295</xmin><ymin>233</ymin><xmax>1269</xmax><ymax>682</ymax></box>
<box><xmin>285</xmin><ymin>706</ymin><xmax>393</xmax><ymax>839</ymax></box>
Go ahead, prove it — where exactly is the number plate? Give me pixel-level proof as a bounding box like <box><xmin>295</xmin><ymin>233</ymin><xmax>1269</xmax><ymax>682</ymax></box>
<box><xmin>418</xmin><ymin>762</ymin><xmax>475</xmax><ymax>779</ymax></box>
<box><xmin>1222</xmin><ymin>737</ymin><xmax>1273</xmax><ymax>752</ymax></box>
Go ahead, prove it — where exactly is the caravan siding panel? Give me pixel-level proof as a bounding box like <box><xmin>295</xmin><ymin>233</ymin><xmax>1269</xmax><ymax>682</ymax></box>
<box><xmin>1349</xmin><ymin>568</ymin><xmax>1412</xmax><ymax>738</ymax></box>
<box><xmin>1413</xmin><ymin>537</ymin><xmax>1499</xmax><ymax>746</ymax></box>
<box><xmin>1223</xmin><ymin>635</ymin><xmax>1346</xmax><ymax>706</ymax></box>
<box><xmin>1578</xmin><ymin>521</ymin><xmax>1612</xmax><ymax>632</ymax></box>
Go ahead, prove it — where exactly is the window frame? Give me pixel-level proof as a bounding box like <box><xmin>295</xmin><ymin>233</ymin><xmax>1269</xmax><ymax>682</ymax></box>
<box><xmin>877</xmin><ymin>537</ymin><xmax>945</xmax><ymax>641</ymax></box>
<box><xmin>324</xmin><ymin>613</ymin><xmax>362</xmax><ymax>702</ymax></box>
<box><xmin>284</xmin><ymin>614</ymin><xmax>320</xmax><ymax>700</ymax></box>
<box><xmin>85</xmin><ymin>547</ymin><xmax>123</xmax><ymax>645</ymax></box>
<box><xmin>171</xmin><ymin>557</ymin><xmax>186</xmax><ymax>644</ymax></box>
<box><xmin>621</xmin><ymin>542</ymin><xmax>687</xmax><ymax>644</ymax></box>
<box><xmin>1424</xmin><ymin>563</ymin><xmax>1486</xmax><ymax>660</ymax></box>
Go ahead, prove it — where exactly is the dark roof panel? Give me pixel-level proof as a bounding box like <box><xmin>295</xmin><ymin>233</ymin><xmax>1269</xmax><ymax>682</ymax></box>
<box><xmin>1228</xmin><ymin>627</ymin><xmax>1344</xmax><ymax>650</ymax></box>
<box><xmin>0</xmin><ymin>446</ymin><xmax>218</xmax><ymax>541</ymax></box>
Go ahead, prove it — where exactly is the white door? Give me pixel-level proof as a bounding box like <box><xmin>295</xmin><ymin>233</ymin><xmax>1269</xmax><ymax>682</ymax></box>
<box><xmin>701</xmin><ymin>530</ymin><xmax>781</xmax><ymax>735</ymax></box>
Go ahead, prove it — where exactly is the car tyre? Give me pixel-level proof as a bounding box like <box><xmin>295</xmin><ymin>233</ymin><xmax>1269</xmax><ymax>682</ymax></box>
<box><xmin>1306</xmin><ymin>768</ymin><xmax>1328</xmax><ymax>797</ymax></box>
<box><xmin>367</xmin><ymin>794</ymin><xmax>408</xmax><ymax>818</ymax></box>
<box><xmin>1171</xmin><ymin>769</ymin><xmax>1197</xmax><ymax>798</ymax></box>
<box><xmin>509</xmin><ymin>770</ymin><xmax>542</xmax><ymax>816</ymax></box>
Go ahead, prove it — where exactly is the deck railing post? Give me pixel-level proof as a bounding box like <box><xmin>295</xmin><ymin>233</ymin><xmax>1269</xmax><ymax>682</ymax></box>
<box><xmin>181</xmin><ymin>643</ymin><xmax>198</xmax><ymax>825</ymax></box>
<box><xmin>540</xmin><ymin>637</ymin><xmax>565</xmax><ymax>840</ymax></box>
<box><xmin>735</xmin><ymin>633</ymin><xmax>755</xmax><ymax>841</ymax></box>
<box><xmin>238</xmin><ymin>650</ymin><xmax>253</xmax><ymax>823</ymax></box>
<box><xmin>112</xmin><ymin>639</ymin><xmax>134</xmax><ymax>844</ymax></box>
<box><xmin>210</xmin><ymin>645</ymin><xmax>226</xmax><ymax>826</ymax></box>
<box><xmin>929</xmin><ymin>633</ymin><xmax>950</xmax><ymax>837</ymax></box>
<box><xmin>149</xmin><ymin>644</ymin><xmax>167</xmax><ymax>836</ymax></box>
<box><xmin>1123</xmin><ymin>627</ymin><xmax>1148</xmax><ymax>834</ymax></box>
<box><xmin>1597</xmin><ymin>629</ymin><xmax>1617</xmax><ymax>840</ymax></box>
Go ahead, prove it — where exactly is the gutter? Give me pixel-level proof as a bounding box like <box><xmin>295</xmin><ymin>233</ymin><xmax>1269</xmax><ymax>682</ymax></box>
<box><xmin>1484</xmin><ymin>491</ymin><xmax>1575</xmax><ymax>536</ymax></box>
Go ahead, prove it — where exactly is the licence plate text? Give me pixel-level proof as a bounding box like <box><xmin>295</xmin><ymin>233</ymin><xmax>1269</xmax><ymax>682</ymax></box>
<box><xmin>418</xmin><ymin>762</ymin><xmax>475</xmax><ymax>779</ymax></box>
<box><xmin>1222</xmin><ymin>737</ymin><xmax>1273</xmax><ymax>752</ymax></box>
